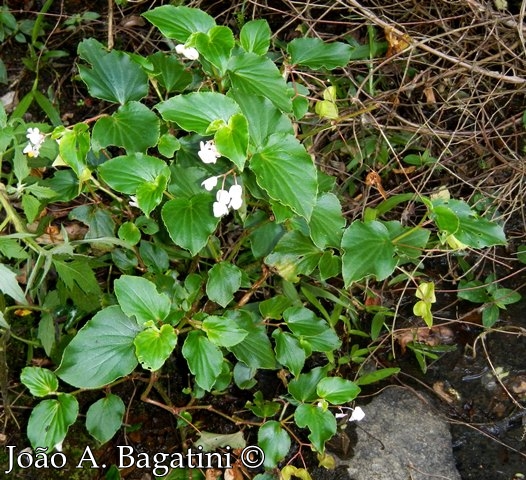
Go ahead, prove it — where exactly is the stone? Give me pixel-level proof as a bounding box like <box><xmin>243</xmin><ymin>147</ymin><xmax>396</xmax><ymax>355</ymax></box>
<box><xmin>346</xmin><ymin>387</ymin><xmax>461</xmax><ymax>480</ymax></box>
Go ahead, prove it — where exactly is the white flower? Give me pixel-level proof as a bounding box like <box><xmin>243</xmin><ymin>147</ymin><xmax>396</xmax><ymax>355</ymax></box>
<box><xmin>24</xmin><ymin>127</ymin><xmax>45</xmax><ymax>157</ymax></box>
<box><xmin>26</xmin><ymin>127</ymin><xmax>45</xmax><ymax>146</ymax></box>
<box><xmin>175</xmin><ymin>44</ymin><xmax>199</xmax><ymax>60</ymax></box>
<box><xmin>228</xmin><ymin>184</ymin><xmax>243</xmax><ymax>210</ymax></box>
<box><xmin>349</xmin><ymin>406</ymin><xmax>365</xmax><ymax>422</ymax></box>
<box><xmin>216</xmin><ymin>189</ymin><xmax>230</xmax><ymax>205</ymax></box>
<box><xmin>213</xmin><ymin>201</ymin><xmax>230</xmax><ymax>218</ymax></box>
<box><xmin>198</xmin><ymin>140</ymin><xmax>221</xmax><ymax>164</ymax></box>
<box><xmin>201</xmin><ymin>176</ymin><xmax>218</xmax><ymax>191</ymax></box>
<box><xmin>129</xmin><ymin>195</ymin><xmax>139</xmax><ymax>208</ymax></box>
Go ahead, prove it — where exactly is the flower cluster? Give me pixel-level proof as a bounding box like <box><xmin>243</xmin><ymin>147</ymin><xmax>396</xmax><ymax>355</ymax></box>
<box><xmin>175</xmin><ymin>44</ymin><xmax>199</xmax><ymax>61</ymax></box>
<box><xmin>335</xmin><ymin>406</ymin><xmax>365</xmax><ymax>423</ymax></box>
<box><xmin>23</xmin><ymin>127</ymin><xmax>46</xmax><ymax>158</ymax></box>
<box><xmin>212</xmin><ymin>184</ymin><xmax>243</xmax><ymax>218</ymax></box>
<box><xmin>197</xmin><ymin>139</ymin><xmax>243</xmax><ymax>217</ymax></box>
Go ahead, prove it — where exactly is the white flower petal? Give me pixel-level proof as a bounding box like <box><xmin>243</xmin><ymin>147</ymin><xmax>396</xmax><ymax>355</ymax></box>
<box><xmin>129</xmin><ymin>195</ymin><xmax>139</xmax><ymax>208</ymax></box>
<box><xmin>349</xmin><ymin>406</ymin><xmax>365</xmax><ymax>422</ymax></box>
<box><xmin>26</xmin><ymin>127</ymin><xmax>45</xmax><ymax>147</ymax></box>
<box><xmin>175</xmin><ymin>44</ymin><xmax>186</xmax><ymax>54</ymax></box>
<box><xmin>213</xmin><ymin>201</ymin><xmax>229</xmax><ymax>218</ymax></box>
<box><xmin>183</xmin><ymin>47</ymin><xmax>199</xmax><ymax>60</ymax></box>
<box><xmin>216</xmin><ymin>189</ymin><xmax>231</xmax><ymax>205</ymax></box>
<box><xmin>198</xmin><ymin>140</ymin><xmax>221</xmax><ymax>164</ymax></box>
<box><xmin>201</xmin><ymin>176</ymin><xmax>218</xmax><ymax>191</ymax></box>
<box><xmin>229</xmin><ymin>195</ymin><xmax>243</xmax><ymax>210</ymax></box>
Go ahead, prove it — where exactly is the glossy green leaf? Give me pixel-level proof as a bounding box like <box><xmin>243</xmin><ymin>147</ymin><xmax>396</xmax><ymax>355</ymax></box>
<box><xmin>182</xmin><ymin>331</ymin><xmax>223</xmax><ymax>391</ymax></box>
<box><xmin>309</xmin><ymin>193</ymin><xmax>345</xmax><ymax>249</ymax></box>
<box><xmin>287</xmin><ymin>38</ymin><xmax>352</xmax><ymax>70</ymax></box>
<box><xmin>191</xmin><ymin>26</ymin><xmax>234</xmax><ymax>73</ymax></box>
<box><xmin>162</xmin><ymin>194</ymin><xmax>219</xmax><ymax>256</ymax></box>
<box><xmin>482</xmin><ymin>304</ymin><xmax>500</xmax><ymax>328</ymax></box>
<box><xmin>157</xmin><ymin>92</ymin><xmax>240</xmax><ymax>136</ymax></box>
<box><xmin>341</xmin><ymin>220</ymin><xmax>398</xmax><ymax>286</ymax></box>
<box><xmin>294</xmin><ymin>403</ymin><xmax>336</xmax><ymax>453</ymax></box>
<box><xmin>227</xmin><ymin>51</ymin><xmax>292</xmax><ymax>112</ymax></box>
<box><xmin>316</xmin><ymin>377</ymin><xmax>360</xmax><ymax>405</ymax></box>
<box><xmin>148</xmin><ymin>52</ymin><xmax>192</xmax><ymax>93</ymax></box>
<box><xmin>92</xmin><ymin>102</ymin><xmax>160</xmax><ymax>153</ymax></box>
<box><xmin>202</xmin><ymin>315</ymin><xmax>248</xmax><ymax>347</ymax></box>
<box><xmin>272</xmin><ymin>330</ymin><xmax>306</xmax><ymax>377</ymax></box>
<box><xmin>86</xmin><ymin>394</ymin><xmax>125</xmax><ymax>444</ymax></box>
<box><xmin>58</xmin><ymin>123</ymin><xmax>90</xmax><ymax>177</ymax></box>
<box><xmin>246</xmin><ymin>391</ymin><xmax>281</xmax><ymax>418</ymax></box>
<box><xmin>135</xmin><ymin>172</ymin><xmax>169</xmax><ymax>217</ymax></box>
<box><xmin>259</xmin><ymin>295</ymin><xmax>293</xmax><ymax>320</ymax></box>
<box><xmin>251</xmin><ymin>133</ymin><xmax>317</xmax><ymax>220</ymax></box>
<box><xmin>143</xmin><ymin>5</ymin><xmax>215</xmax><ymax>42</ymax></box>
<box><xmin>229</xmin><ymin>91</ymin><xmax>294</xmax><ymax>149</ymax></box>
<box><xmin>56</xmin><ymin>306</ymin><xmax>142</xmax><ymax>388</ymax></box>
<box><xmin>118</xmin><ymin>222</ymin><xmax>141</xmax><ymax>245</ymax></box>
<box><xmin>206</xmin><ymin>262</ymin><xmax>242</xmax><ymax>308</ymax></box>
<box><xmin>240</xmin><ymin>19</ymin><xmax>271</xmax><ymax>55</ymax></box>
<box><xmin>98</xmin><ymin>153</ymin><xmax>170</xmax><ymax>195</ymax></box>
<box><xmin>227</xmin><ymin>311</ymin><xmax>277</xmax><ymax>369</ymax></box>
<box><xmin>70</xmin><ymin>205</ymin><xmax>116</xmax><ymax>239</ymax></box>
<box><xmin>53</xmin><ymin>258</ymin><xmax>101</xmax><ymax>297</ymax></box>
<box><xmin>20</xmin><ymin>367</ymin><xmax>59</xmax><ymax>397</ymax></box>
<box><xmin>288</xmin><ymin>365</ymin><xmax>329</xmax><ymax>402</ymax></box>
<box><xmin>134</xmin><ymin>324</ymin><xmax>177</xmax><ymax>371</ymax></box>
<box><xmin>233</xmin><ymin>362</ymin><xmax>257</xmax><ymax>390</ymax></box>
<box><xmin>318</xmin><ymin>250</ymin><xmax>341</xmax><ymax>281</ymax></box>
<box><xmin>0</xmin><ymin>264</ymin><xmax>26</xmax><ymax>303</ymax></box>
<box><xmin>114</xmin><ymin>275</ymin><xmax>171</xmax><ymax>324</ymax></box>
<box><xmin>432</xmin><ymin>199</ymin><xmax>506</xmax><ymax>248</ymax></box>
<box><xmin>265</xmin><ymin>231</ymin><xmax>322</xmax><ymax>283</ymax></box>
<box><xmin>21</xmin><ymin>194</ymin><xmax>40</xmax><ymax>223</ymax></box>
<box><xmin>492</xmin><ymin>288</ymin><xmax>521</xmax><ymax>307</ymax></box>
<box><xmin>214</xmin><ymin>113</ymin><xmax>249</xmax><ymax>171</ymax></box>
<box><xmin>77</xmin><ymin>38</ymin><xmax>148</xmax><ymax>104</ymax></box>
<box><xmin>258</xmin><ymin>421</ymin><xmax>291</xmax><ymax>468</ymax></box>
<box><xmin>27</xmin><ymin>394</ymin><xmax>78</xmax><ymax>452</ymax></box>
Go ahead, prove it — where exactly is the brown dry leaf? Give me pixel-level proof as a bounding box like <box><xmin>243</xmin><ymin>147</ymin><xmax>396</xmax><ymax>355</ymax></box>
<box><xmin>432</xmin><ymin>381</ymin><xmax>461</xmax><ymax>404</ymax></box>
<box><xmin>385</xmin><ymin>27</ymin><xmax>412</xmax><ymax>57</ymax></box>
<box><xmin>396</xmin><ymin>325</ymin><xmax>455</xmax><ymax>353</ymax></box>
<box><xmin>224</xmin><ymin>464</ymin><xmax>244</xmax><ymax>480</ymax></box>
<box><xmin>423</xmin><ymin>85</ymin><xmax>437</xmax><ymax>104</ymax></box>
<box><xmin>392</xmin><ymin>166</ymin><xmax>416</xmax><ymax>174</ymax></box>
<box><xmin>205</xmin><ymin>469</ymin><xmax>223</xmax><ymax>480</ymax></box>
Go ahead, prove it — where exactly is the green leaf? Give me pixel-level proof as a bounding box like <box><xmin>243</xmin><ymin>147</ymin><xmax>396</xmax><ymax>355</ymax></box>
<box><xmin>294</xmin><ymin>403</ymin><xmax>336</xmax><ymax>453</ymax></box>
<box><xmin>341</xmin><ymin>220</ymin><xmax>398</xmax><ymax>286</ymax></box>
<box><xmin>240</xmin><ymin>19</ymin><xmax>271</xmax><ymax>55</ymax></box>
<box><xmin>118</xmin><ymin>222</ymin><xmax>141</xmax><ymax>245</ymax></box>
<box><xmin>517</xmin><ymin>245</ymin><xmax>526</xmax><ymax>264</ymax></box>
<box><xmin>191</xmin><ymin>26</ymin><xmax>234</xmax><ymax>73</ymax></box>
<box><xmin>258</xmin><ymin>421</ymin><xmax>291</xmax><ymax>468</ymax></box>
<box><xmin>162</xmin><ymin>195</ymin><xmax>219</xmax><ymax>256</ymax></box>
<box><xmin>143</xmin><ymin>5</ymin><xmax>215</xmax><ymax>43</ymax></box>
<box><xmin>86</xmin><ymin>394</ymin><xmax>125</xmax><ymax>444</ymax></box>
<box><xmin>77</xmin><ymin>38</ymin><xmax>148</xmax><ymax>104</ymax></box>
<box><xmin>157</xmin><ymin>91</ymin><xmax>240</xmax><ymax>136</ymax></box>
<box><xmin>92</xmin><ymin>102</ymin><xmax>160</xmax><ymax>153</ymax></box>
<box><xmin>136</xmin><ymin>173</ymin><xmax>169</xmax><ymax>217</ymax></box>
<box><xmin>259</xmin><ymin>295</ymin><xmax>293</xmax><ymax>320</ymax></box>
<box><xmin>288</xmin><ymin>366</ymin><xmax>329</xmax><ymax>402</ymax></box>
<box><xmin>202</xmin><ymin>315</ymin><xmax>248</xmax><ymax>347</ymax></box>
<box><xmin>355</xmin><ymin>367</ymin><xmax>400</xmax><ymax>385</ymax></box>
<box><xmin>182</xmin><ymin>331</ymin><xmax>223</xmax><ymax>391</ymax></box>
<box><xmin>134</xmin><ymin>324</ymin><xmax>177</xmax><ymax>371</ymax></box>
<box><xmin>206</xmin><ymin>262</ymin><xmax>242</xmax><ymax>308</ymax></box>
<box><xmin>287</xmin><ymin>38</ymin><xmax>353</xmax><ymax>69</ymax></box>
<box><xmin>316</xmin><ymin>377</ymin><xmax>360</xmax><ymax>405</ymax></box>
<box><xmin>56</xmin><ymin>306</ymin><xmax>142</xmax><ymax>388</ymax></box>
<box><xmin>272</xmin><ymin>330</ymin><xmax>306</xmax><ymax>377</ymax></box>
<box><xmin>229</xmin><ymin>91</ymin><xmax>294</xmax><ymax>149</ymax></box>
<box><xmin>482</xmin><ymin>304</ymin><xmax>500</xmax><ymax>328</ymax></box>
<box><xmin>98</xmin><ymin>153</ymin><xmax>170</xmax><ymax>196</ymax></box>
<box><xmin>227</xmin><ymin>311</ymin><xmax>277</xmax><ymax>369</ymax></box>
<box><xmin>432</xmin><ymin>199</ymin><xmax>507</xmax><ymax>248</ymax></box>
<box><xmin>0</xmin><ymin>263</ymin><xmax>27</xmax><ymax>304</ymax></box>
<box><xmin>492</xmin><ymin>288</ymin><xmax>521</xmax><ymax>307</ymax></box>
<box><xmin>308</xmin><ymin>193</ymin><xmax>345</xmax><ymax>249</ymax></box>
<box><xmin>21</xmin><ymin>194</ymin><xmax>41</xmax><ymax>223</ymax></box>
<box><xmin>246</xmin><ymin>391</ymin><xmax>281</xmax><ymax>418</ymax></box>
<box><xmin>214</xmin><ymin>113</ymin><xmax>249</xmax><ymax>171</ymax></box>
<box><xmin>70</xmin><ymin>204</ymin><xmax>115</xmax><ymax>239</ymax></box>
<box><xmin>58</xmin><ymin>123</ymin><xmax>90</xmax><ymax>177</ymax></box>
<box><xmin>148</xmin><ymin>52</ymin><xmax>192</xmax><ymax>93</ymax></box>
<box><xmin>251</xmin><ymin>133</ymin><xmax>317</xmax><ymax>219</ymax></box>
<box><xmin>284</xmin><ymin>307</ymin><xmax>340</xmax><ymax>353</ymax></box>
<box><xmin>114</xmin><ymin>275</ymin><xmax>170</xmax><ymax>324</ymax></box>
<box><xmin>20</xmin><ymin>367</ymin><xmax>59</xmax><ymax>397</ymax></box>
<box><xmin>265</xmin><ymin>231</ymin><xmax>322</xmax><ymax>283</ymax></box>
<box><xmin>227</xmin><ymin>51</ymin><xmax>292</xmax><ymax>112</ymax></box>
<box><xmin>27</xmin><ymin>394</ymin><xmax>78</xmax><ymax>452</ymax></box>
<box><xmin>53</xmin><ymin>258</ymin><xmax>101</xmax><ymax>296</ymax></box>
<box><xmin>318</xmin><ymin>250</ymin><xmax>341</xmax><ymax>281</ymax></box>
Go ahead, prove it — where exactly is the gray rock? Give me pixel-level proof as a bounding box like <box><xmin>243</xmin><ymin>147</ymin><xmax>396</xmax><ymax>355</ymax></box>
<box><xmin>346</xmin><ymin>387</ymin><xmax>461</xmax><ymax>480</ymax></box>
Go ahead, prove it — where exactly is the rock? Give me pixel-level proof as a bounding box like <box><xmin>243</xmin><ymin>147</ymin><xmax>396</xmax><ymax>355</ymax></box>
<box><xmin>346</xmin><ymin>387</ymin><xmax>461</xmax><ymax>480</ymax></box>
